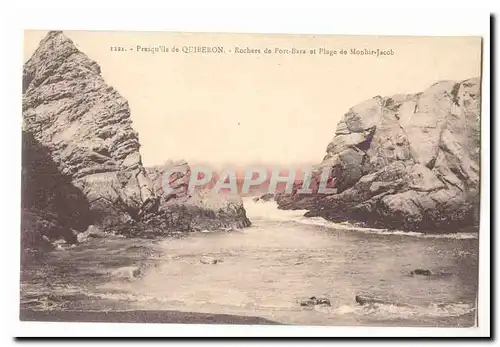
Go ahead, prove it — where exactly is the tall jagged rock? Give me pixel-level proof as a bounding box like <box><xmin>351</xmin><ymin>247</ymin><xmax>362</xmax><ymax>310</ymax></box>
<box><xmin>277</xmin><ymin>78</ymin><xmax>481</xmax><ymax>232</ymax></box>
<box><xmin>23</xmin><ymin>31</ymin><xmax>153</xmax><ymax>226</ymax></box>
<box><xmin>22</xmin><ymin>31</ymin><xmax>251</xmax><ymax>239</ymax></box>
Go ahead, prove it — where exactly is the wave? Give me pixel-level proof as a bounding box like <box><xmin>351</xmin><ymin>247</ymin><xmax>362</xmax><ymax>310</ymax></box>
<box><xmin>95</xmin><ymin>290</ymin><xmax>476</xmax><ymax>318</ymax></box>
<box><xmin>68</xmin><ymin>289</ymin><xmax>477</xmax><ymax>322</ymax></box>
<box><xmin>243</xmin><ymin>198</ymin><xmax>478</xmax><ymax>240</ymax></box>
<box><xmin>327</xmin><ymin>301</ymin><xmax>476</xmax><ymax>320</ymax></box>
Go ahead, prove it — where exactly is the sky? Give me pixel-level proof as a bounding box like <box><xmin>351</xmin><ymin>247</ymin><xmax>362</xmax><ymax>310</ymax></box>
<box><xmin>23</xmin><ymin>31</ymin><xmax>482</xmax><ymax>168</ymax></box>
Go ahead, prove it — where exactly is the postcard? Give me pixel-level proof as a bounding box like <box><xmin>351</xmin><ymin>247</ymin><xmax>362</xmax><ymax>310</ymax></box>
<box><xmin>19</xmin><ymin>28</ymin><xmax>483</xmax><ymax>332</ymax></box>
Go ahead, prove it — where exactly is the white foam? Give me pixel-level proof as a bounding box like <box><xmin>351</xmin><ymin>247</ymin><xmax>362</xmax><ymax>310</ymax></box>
<box><xmin>330</xmin><ymin>302</ymin><xmax>475</xmax><ymax>319</ymax></box>
<box><xmin>93</xmin><ymin>289</ymin><xmax>476</xmax><ymax>321</ymax></box>
<box><xmin>243</xmin><ymin>198</ymin><xmax>478</xmax><ymax>240</ymax></box>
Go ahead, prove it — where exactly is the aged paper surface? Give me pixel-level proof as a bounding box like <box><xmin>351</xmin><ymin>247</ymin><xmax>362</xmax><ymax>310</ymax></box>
<box><xmin>21</xmin><ymin>30</ymin><xmax>481</xmax><ymax>328</ymax></box>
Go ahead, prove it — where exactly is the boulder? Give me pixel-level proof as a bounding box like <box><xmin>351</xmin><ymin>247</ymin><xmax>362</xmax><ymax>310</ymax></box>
<box><xmin>410</xmin><ymin>269</ymin><xmax>433</xmax><ymax>277</ymax></box>
<box><xmin>277</xmin><ymin>78</ymin><xmax>481</xmax><ymax>233</ymax></box>
<box><xmin>355</xmin><ymin>295</ymin><xmax>389</xmax><ymax>306</ymax></box>
<box><xmin>200</xmin><ymin>256</ymin><xmax>222</xmax><ymax>265</ymax></box>
<box><xmin>76</xmin><ymin>224</ymin><xmax>108</xmax><ymax>243</ymax></box>
<box><xmin>299</xmin><ymin>296</ymin><xmax>331</xmax><ymax>307</ymax></box>
<box><xmin>111</xmin><ymin>266</ymin><xmax>142</xmax><ymax>280</ymax></box>
<box><xmin>355</xmin><ymin>295</ymin><xmax>412</xmax><ymax>307</ymax></box>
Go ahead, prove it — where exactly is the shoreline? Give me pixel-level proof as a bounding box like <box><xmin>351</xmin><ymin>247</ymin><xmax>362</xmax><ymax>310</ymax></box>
<box><xmin>19</xmin><ymin>309</ymin><xmax>281</xmax><ymax>325</ymax></box>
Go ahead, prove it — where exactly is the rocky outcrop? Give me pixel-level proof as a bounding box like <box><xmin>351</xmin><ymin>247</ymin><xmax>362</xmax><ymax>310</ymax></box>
<box><xmin>141</xmin><ymin>162</ymin><xmax>251</xmax><ymax>234</ymax></box>
<box><xmin>145</xmin><ymin>160</ymin><xmax>191</xmax><ymax>204</ymax></box>
<box><xmin>252</xmin><ymin>193</ymin><xmax>275</xmax><ymax>203</ymax></box>
<box><xmin>22</xmin><ymin>31</ymin><xmax>251</xmax><ymax>242</ymax></box>
<box><xmin>23</xmin><ymin>31</ymin><xmax>153</xmax><ymax>227</ymax></box>
<box><xmin>277</xmin><ymin>79</ymin><xmax>481</xmax><ymax>232</ymax></box>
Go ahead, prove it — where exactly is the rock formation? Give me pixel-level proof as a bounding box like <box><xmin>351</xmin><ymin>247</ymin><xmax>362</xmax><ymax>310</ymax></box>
<box><xmin>253</xmin><ymin>193</ymin><xmax>275</xmax><ymax>203</ymax></box>
<box><xmin>21</xmin><ymin>31</ymin><xmax>250</xmax><ymax>247</ymax></box>
<box><xmin>277</xmin><ymin>78</ymin><xmax>481</xmax><ymax>232</ymax></box>
<box><xmin>145</xmin><ymin>160</ymin><xmax>191</xmax><ymax>204</ymax></box>
<box><xmin>141</xmin><ymin>162</ymin><xmax>251</xmax><ymax>234</ymax></box>
<box><xmin>23</xmin><ymin>31</ymin><xmax>153</xmax><ymax>227</ymax></box>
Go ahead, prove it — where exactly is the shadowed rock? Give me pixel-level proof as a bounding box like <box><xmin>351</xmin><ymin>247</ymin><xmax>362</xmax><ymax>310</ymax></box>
<box><xmin>410</xmin><ymin>269</ymin><xmax>433</xmax><ymax>276</ymax></box>
<box><xmin>355</xmin><ymin>295</ymin><xmax>388</xmax><ymax>306</ymax></box>
<box><xmin>355</xmin><ymin>295</ymin><xmax>416</xmax><ymax>308</ymax></box>
<box><xmin>21</xmin><ymin>130</ymin><xmax>91</xmax><ymax>259</ymax></box>
<box><xmin>299</xmin><ymin>296</ymin><xmax>331</xmax><ymax>307</ymax></box>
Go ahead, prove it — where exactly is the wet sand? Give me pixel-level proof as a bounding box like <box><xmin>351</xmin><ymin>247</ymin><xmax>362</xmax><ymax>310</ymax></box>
<box><xmin>20</xmin><ymin>309</ymin><xmax>280</xmax><ymax>325</ymax></box>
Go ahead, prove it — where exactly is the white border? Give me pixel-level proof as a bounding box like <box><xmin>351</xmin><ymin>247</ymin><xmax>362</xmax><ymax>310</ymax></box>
<box><xmin>2</xmin><ymin>2</ymin><xmax>492</xmax><ymax>339</ymax></box>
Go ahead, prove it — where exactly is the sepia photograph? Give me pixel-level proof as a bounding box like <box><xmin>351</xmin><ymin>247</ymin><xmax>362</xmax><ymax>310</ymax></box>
<box><xmin>16</xmin><ymin>22</ymin><xmax>488</xmax><ymax>336</ymax></box>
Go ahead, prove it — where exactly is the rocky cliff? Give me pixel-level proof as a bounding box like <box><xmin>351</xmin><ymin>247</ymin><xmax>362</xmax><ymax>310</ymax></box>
<box><xmin>22</xmin><ymin>31</ymin><xmax>250</xmax><ymax>246</ymax></box>
<box><xmin>23</xmin><ymin>31</ymin><xmax>153</xmax><ymax>227</ymax></box>
<box><xmin>276</xmin><ymin>78</ymin><xmax>481</xmax><ymax>232</ymax></box>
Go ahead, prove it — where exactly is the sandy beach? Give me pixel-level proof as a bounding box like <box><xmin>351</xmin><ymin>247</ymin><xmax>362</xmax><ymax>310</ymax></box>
<box><xmin>19</xmin><ymin>309</ymin><xmax>280</xmax><ymax>325</ymax></box>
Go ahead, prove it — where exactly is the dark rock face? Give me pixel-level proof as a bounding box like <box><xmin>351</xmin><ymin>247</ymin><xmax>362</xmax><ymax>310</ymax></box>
<box><xmin>21</xmin><ymin>130</ymin><xmax>91</xmax><ymax>258</ymax></box>
<box><xmin>277</xmin><ymin>79</ymin><xmax>481</xmax><ymax>232</ymax></box>
<box><xmin>22</xmin><ymin>31</ymin><xmax>251</xmax><ymax>244</ymax></box>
